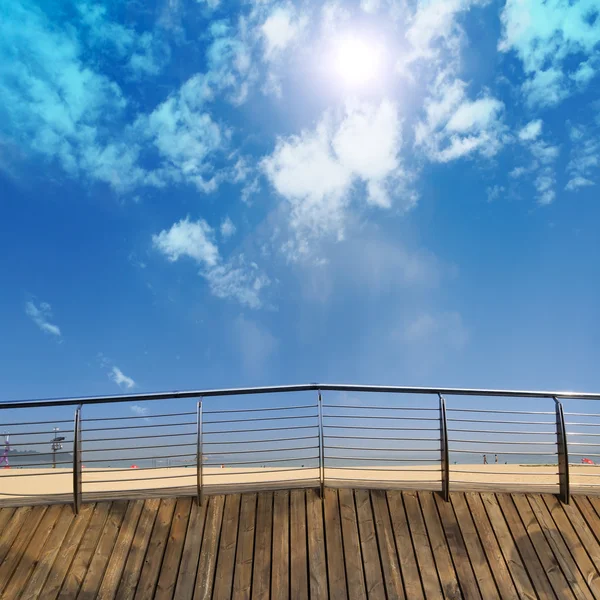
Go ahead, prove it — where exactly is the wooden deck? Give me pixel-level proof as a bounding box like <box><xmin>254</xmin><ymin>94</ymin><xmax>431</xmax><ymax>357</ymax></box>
<box><xmin>2</xmin><ymin>490</ymin><xmax>600</xmax><ymax>599</ymax></box>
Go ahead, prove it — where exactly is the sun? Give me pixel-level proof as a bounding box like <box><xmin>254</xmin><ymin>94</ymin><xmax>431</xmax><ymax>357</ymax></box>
<box><xmin>332</xmin><ymin>34</ymin><xmax>384</xmax><ymax>87</ymax></box>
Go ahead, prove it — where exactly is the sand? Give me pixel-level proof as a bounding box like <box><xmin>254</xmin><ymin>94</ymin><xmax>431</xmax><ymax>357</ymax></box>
<box><xmin>1</xmin><ymin>464</ymin><xmax>599</xmax><ymax>503</ymax></box>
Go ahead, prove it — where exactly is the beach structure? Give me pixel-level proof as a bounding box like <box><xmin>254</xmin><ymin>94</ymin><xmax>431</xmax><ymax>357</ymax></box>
<box><xmin>1</xmin><ymin>383</ymin><xmax>600</xmax><ymax>598</ymax></box>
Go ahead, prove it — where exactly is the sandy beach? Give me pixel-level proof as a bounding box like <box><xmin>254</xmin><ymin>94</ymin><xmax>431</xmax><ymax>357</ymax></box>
<box><xmin>1</xmin><ymin>464</ymin><xmax>598</xmax><ymax>504</ymax></box>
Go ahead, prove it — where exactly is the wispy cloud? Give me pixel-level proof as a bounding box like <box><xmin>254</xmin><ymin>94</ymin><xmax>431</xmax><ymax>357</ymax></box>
<box><xmin>233</xmin><ymin>315</ymin><xmax>278</xmax><ymax>375</ymax></box>
<box><xmin>565</xmin><ymin>123</ymin><xmax>599</xmax><ymax>192</ymax></box>
<box><xmin>402</xmin><ymin>311</ymin><xmax>468</xmax><ymax>350</ymax></box>
<box><xmin>110</xmin><ymin>366</ymin><xmax>135</xmax><ymax>389</ymax></box>
<box><xmin>153</xmin><ymin>218</ymin><xmax>269</xmax><ymax>308</ymax></box>
<box><xmin>220</xmin><ymin>217</ymin><xmax>236</xmax><ymax>239</ymax></box>
<box><xmin>499</xmin><ymin>0</ymin><xmax>600</xmax><ymax>106</ymax></box>
<box><xmin>415</xmin><ymin>76</ymin><xmax>506</xmax><ymax>162</ymax></box>
<box><xmin>261</xmin><ymin>5</ymin><xmax>307</xmax><ymax>60</ymax></box>
<box><xmin>130</xmin><ymin>404</ymin><xmax>149</xmax><ymax>416</ymax></box>
<box><xmin>25</xmin><ymin>301</ymin><xmax>61</xmax><ymax>337</ymax></box>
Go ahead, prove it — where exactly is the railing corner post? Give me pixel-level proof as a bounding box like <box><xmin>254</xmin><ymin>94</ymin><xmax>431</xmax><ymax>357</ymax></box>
<box><xmin>317</xmin><ymin>390</ymin><xmax>325</xmax><ymax>500</ymax></box>
<box><xmin>197</xmin><ymin>399</ymin><xmax>203</xmax><ymax>506</ymax></box>
<box><xmin>72</xmin><ymin>404</ymin><xmax>82</xmax><ymax>514</ymax></box>
<box><xmin>555</xmin><ymin>397</ymin><xmax>570</xmax><ymax>504</ymax></box>
<box><xmin>439</xmin><ymin>394</ymin><xmax>450</xmax><ymax>502</ymax></box>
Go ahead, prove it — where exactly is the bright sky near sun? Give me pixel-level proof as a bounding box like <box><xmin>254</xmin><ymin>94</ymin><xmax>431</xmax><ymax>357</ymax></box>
<box><xmin>0</xmin><ymin>0</ymin><xmax>599</xmax><ymax>403</ymax></box>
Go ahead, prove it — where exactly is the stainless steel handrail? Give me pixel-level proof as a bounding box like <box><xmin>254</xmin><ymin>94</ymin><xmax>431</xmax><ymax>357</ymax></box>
<box><xmin>3</xmin><ymin>382</ymin><xmax>600</xmax><ymax>410</ymax></box>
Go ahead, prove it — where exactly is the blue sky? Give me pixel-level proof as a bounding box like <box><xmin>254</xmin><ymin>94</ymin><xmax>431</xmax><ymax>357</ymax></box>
<box><xmin>1</xmin><ymin>0</ymin><xmax>599</xmax><ymax>404</ymax></box>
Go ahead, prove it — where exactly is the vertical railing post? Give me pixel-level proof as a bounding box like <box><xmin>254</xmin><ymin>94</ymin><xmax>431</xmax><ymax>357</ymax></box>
<box><xmin>555</xmin><ymin>397</ymin><xmax>570</xmax><ymax>504</ymax></box>
<box><xmin>439</xmin><ymin>394</ymin><xmax>450</xmax><ymax>502</ymax></box>
<box><xmin>72</xmin><ymin>404</ymin><xmax>82</xmax><ymax>514</ymax></box>
<box><xmin>317</xmin><ymin>391</ymin><xmax>325</xmax><ymax>499</ymax></box>
<box><xmin>197</xmin><ymin>399</ymin><xmax>203</xmax><ymax>506</ymax></box>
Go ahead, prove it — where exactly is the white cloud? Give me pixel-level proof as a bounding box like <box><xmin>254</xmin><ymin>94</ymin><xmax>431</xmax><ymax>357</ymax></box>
<box><xmin>233</xmin><ymin>315</ymin><xmax>278</xmax><ymax>375</ymax></box>
<box><xmin>220</xmin><ymin>216</ymin><xmax>236</xmax><ymax>239</ymax></box>
<box><xmin>565</xmin><ymin>123</ymin><xmax>599</xmax><ymax>192</ymax></box>
<box><xmin>152</xmin><ymin>218</ymin><xmax>219</xmax><ymax>267</ymax></box>
<box><xmin>499</xmin><ymin>0</ymin><xmax>600</xmax><ymax>106</ymax></box>
<box><xmin>153</xmin><ymin>219</ymin><xmax>269</xmax><ymax>308</ymax></box>
<box><xmin>261</xmin><ymin>6</ymin><xmax>307</xmax><ymax>59</ymax></box>
<box><xmin>25</xmin><ymin>301</ymin><xmax>61</xmax><ymax>337</ymax></box>
<box><xmin>130</xmin><ymin>404</ymin><xmax>149</xmax><ymax>416</ymax></box>
<box><xmin>415</xmin><ymin>76</ymin><xmax>505</xmax><ymax>162</ymax></box>
<box><xmin>262</xmin><ymin>100</ymin><xmax>411</xmax><ymax>254</ymax></box>
<box><xmin>518</xmin><ymin>119</ymin><xmax>543</xmax><ymax>141</ymax></box>
<box><xmin>110</xmin><ymin>366</ymin><xmax>135</xmax><ymax>389</ymax></box>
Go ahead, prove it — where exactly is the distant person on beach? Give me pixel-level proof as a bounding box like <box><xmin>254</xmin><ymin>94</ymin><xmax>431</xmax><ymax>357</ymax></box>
<box><xmin>495</xmin><ymin>454</ymin><xmax>498</xmax><ymax>463</ymax></box>
<box><xmin>483</xmin><ymin>454</ymin><xmax>488</xmax><ymax>464</ymax></box>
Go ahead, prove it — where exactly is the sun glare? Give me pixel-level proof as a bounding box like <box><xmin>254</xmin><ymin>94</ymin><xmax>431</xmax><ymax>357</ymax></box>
<box><xmin>333</xmin><ymin>35</ymin><xmax>383</xmax><ymax>87</ymax></box>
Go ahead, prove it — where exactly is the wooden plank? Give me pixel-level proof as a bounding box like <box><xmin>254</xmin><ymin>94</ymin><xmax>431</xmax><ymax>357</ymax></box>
<box><xmin>134</xmin><ymin>497</ymin><xmax>177</xmax><ymax>600</ymax></box>
<box><xmin>572</xmin><ymin>496</ymin><xmax>600</xmax><ymax>565</ymax></box>
<box><xmin>542</xmin><ymin>495</ymin><xmax>600</xmax><ymax>593</ymax></box>
<box><xmin>154</xmin><ymin>497</ymin><xmax>193</xmax><ymax>600</ymax></box>
<box><xmin>193</xmin><ymin>494</ymin><xmax>225</xmax><ymax>600</ymax></box>
<box><xmin>455</xmin><ymin>493</ymin><xmax>514</xmax><ymax>600</ymax></box>
<box><xmin>434</xmin><ymin>494</ymin><xmax>483</xmax><ymax>600</ymax></box>
<box><xmin>270</xmin><ymin>490</ymin><xmax>290</xmax><ymax>600</ymax></box>
<box><xmin>573</xmin><ymin>496</ymin><xmax>600</xmax><ymax>545</ymax></box>
<box><xmin>38</xmin><ymin>503</ymin><xmax>95</xmax><ymax>600</ymax></box>
<box><xmin>355</xmin><ymin>489</ymin><xmax>385</xmax><ymax>600</ymax></box>
<box><xmin>0</xmin><ymin>508</ymin><xmax>16</xmax><ymax>535</ymax></box>
<box><xmin>339</xmin><ymin>488</ymin><xmax>367</xmax><ymax>600</ymax></box>
<box><xmin>306</xmin><ymin>488</ymin><xmax>328</xmax><ymax>600</ymax></box>
<box><xmin>588</xmin><ymin>496</ymin><xmax>600</xmax><ymax>521</ymax></box>
<box><xmin>78</xmin><ymin>500</ymin><xmax>130</xmax><ymax>600</ymax></box>
<box><xmin>115</xmin><ymin>498</ymin><xmax>161</xmax><ymax>600</ymax></box>
<box><xmin>96</xmin><ymin>500</ymin><xmax>144</xmax><ymax>600</ymax></box>
<box><xmin>174</xmin><ymin>499</ymin><xmax>208</xmax><ymax>600</ymax></box>
<box><xmin>386</xmin><ymin>491</ymin><xmax>423</xmax><ymax>600</ymax></box>
<box><xmin>324</xmin><ymin>488</ymin><xmax>348</xmax><ymax>600</ymax></box>
<box><xmin>527</xmin><ymin>495</ymin><xmax>596</xmax><ymax>600</ymax></box>
<box><xmin>478</xmin><ymin>493</ymin><xmax>537</xmax><ymax>600</ymax></box>
<box><xmin>0</xmin><ymin>505</ymin><xmax>47</xmax><ymax>594</ymax></box>
<box><xmin>251</xmin><ymin>492</ymin><xmax>273</xmax><ymax>600</ymax></box>
<box><xmin>213</xmin><ymin>494</ymin><xmax>242</xmax><ymax>600</ymax></box>
<box><xmin>233</xmin><ymin>493</ymin><xmax>258</xmax><ymax>600</ymax></box>
<box><xmin>402</xmin><ymin>491</ymin><xmax>443</xmax><ymax>600</ymax></box>
<box><xmin>552</xmin><ymin>495</ymin><xmax>600</xmax><ymax>575</ymax></box>
<box><xmin>289</xmin><ymin>490</ymin><xmax>308</xmax><ymax>600</ymax></box>
<box><xmin>12</xmin><ymin>504</ymin><xmax>75</xmax><ymax>600</ymax></box>
<box><xmin>1</xmin><ymin>503</ymin><xmax>63</xmax><ymax>598</ymax></box>
<box><xmin>58</xmin><ymin>502</ymin><xmax>112</xmax><ymax>600</ymax></box>
<box><xmin>370</xmin><ymin>490</ymin><xmax>404</xmax><ymax>600</ymax></box>
<box><xmin>510</xmin><ymin>494</ymin><xmax>575</xmax><ymax>599</ymax></box>
<box><xmin>493</xmin><ymin>494</ymin><xmax>557</xmax><ymax>599</ymax></box>
<box><xmin>0</xmin><ymin>506</ymin><xmax>33</xmax><ymax>564</ymax></box>
<box><xmin>418</xmin><ymin>492</ymin><xmax>462</xmax><ymax>600</ymax></box>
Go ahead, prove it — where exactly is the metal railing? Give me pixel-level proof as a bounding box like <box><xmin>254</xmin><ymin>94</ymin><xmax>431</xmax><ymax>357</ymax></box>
<box><xmin>1</xmin><ymin>383</ymin><xmax>600</xmax><ymax>512</ymax></box>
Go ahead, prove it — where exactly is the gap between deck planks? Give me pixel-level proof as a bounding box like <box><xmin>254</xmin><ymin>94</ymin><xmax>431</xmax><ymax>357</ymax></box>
<box><xmin>1</xmin><ymin>490</ymin><xmax>600</xmax><ymax>599</ymax></box>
